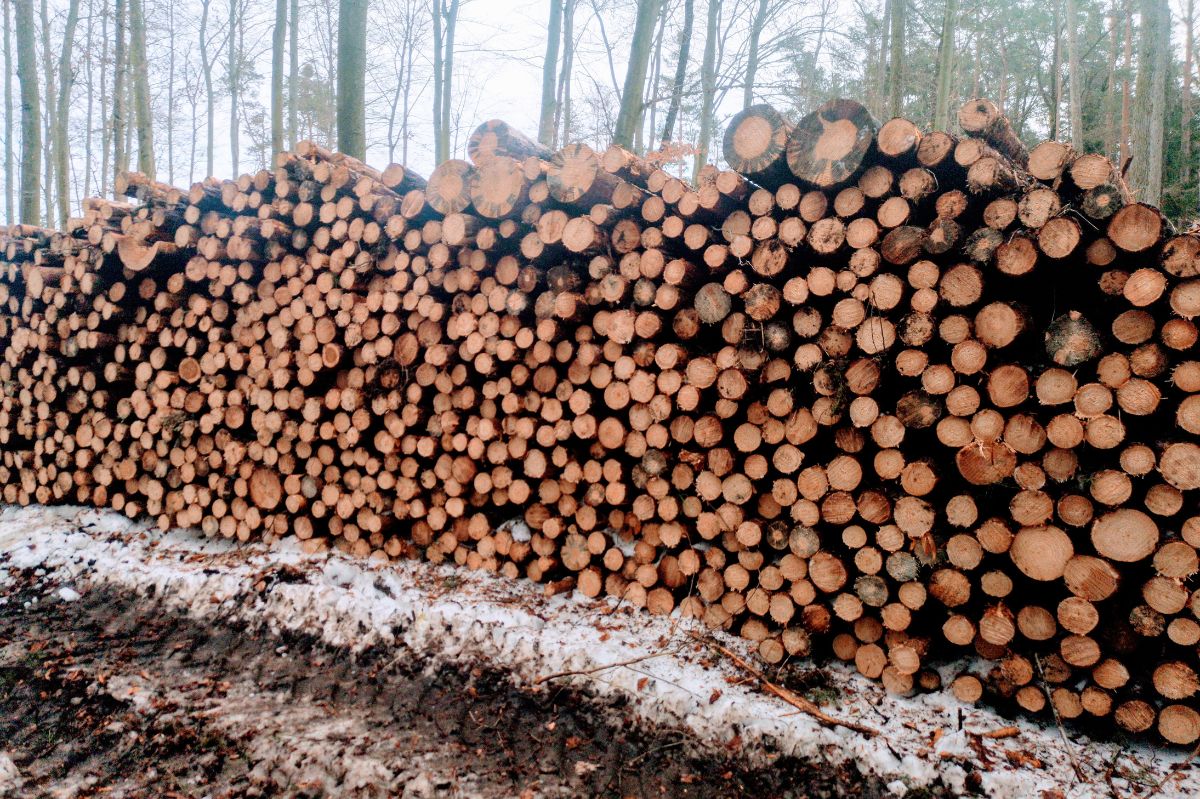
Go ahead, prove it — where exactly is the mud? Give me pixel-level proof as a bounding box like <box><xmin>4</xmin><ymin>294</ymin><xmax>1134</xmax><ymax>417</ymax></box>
<box><xmin>0</xmin><ymin>567</ymin><xmax>949</xmax><ymax>798</ymax></box>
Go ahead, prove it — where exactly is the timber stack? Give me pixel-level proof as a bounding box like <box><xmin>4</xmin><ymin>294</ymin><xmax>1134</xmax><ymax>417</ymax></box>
<box><xmin>2</xmin><ymin>97</ymin><xmax>1199</xmax><ymax>746</ymax></box>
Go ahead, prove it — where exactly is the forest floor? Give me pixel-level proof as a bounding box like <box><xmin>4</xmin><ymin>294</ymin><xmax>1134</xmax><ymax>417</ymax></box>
<box><xmin>0</xmin><ymin>505</ymin><xmax>1196</xmax><ymax>799</ymax></box>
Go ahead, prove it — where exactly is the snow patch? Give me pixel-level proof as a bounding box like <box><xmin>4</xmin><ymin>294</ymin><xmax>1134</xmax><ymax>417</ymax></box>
<box><xmin>1</xmin><ymin>504</ymin><xmax>1197</xmax><ymax>798</ymax></box>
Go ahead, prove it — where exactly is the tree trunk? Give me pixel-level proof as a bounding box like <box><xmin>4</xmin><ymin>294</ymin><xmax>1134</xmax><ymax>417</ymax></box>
<box><xmin>933</xmin><ymin>0</ymin><xmax>958</xmax><ymax>130</ymax></box>
<box><xmin>1184</xmin><ymin>0</ymin><xmax>1194</xmax><ymax>183</ymax></box>
<box><xmin>554</xmin><ymin>0</ymin><xmax>576</xmax><ymax>145</ymax></box>
<box><xmin>876</xmin><ymin>0</ymin><xmax>891</xmax><ymax>118</ymax></box>
<box><xmin>693</xmin><ymin>0</ymin><xmax>720</xmax><ymax>182</ymax></box>
<box><xmin>3</xmin><ymin>0</ymin><xmax>13</xmax><ymax>223</ymax></box>
<box><xmin>1066</xmin><ymin>0</ymin><xmax>1083</xmax><ymax>149</ymax></box>
<box><xmin>887</xmin><ymin>0</ymin><xmax>904</xmax><ymax>118</ymax></box>
<box><xmin>40</xmin><ymin>0</ymin><xmax>55</xmax><ymax>223</ymax></box>
<box><xmin>439</xmin><ymin>0</ymin><xmax>460</xmax><ymax>161</ymax></box>
<box><xmin>165</xmin><ymin>5</ymin><xmax>175</xmax><ymax>185</ymax></box>
<box><xmin>1120</xmin><ymin>0</ymin><xmax>1131</xmax><ymax>168</ymax></box>
<box><xmin>128</xmin><ymin>0</ymin><xmax>153</xmax><ymax>179</ymax></box>
<box><xmin>229</xmin><ymin>0</ymin><xmax>240</xmax><ymax>173</ymax></box>
<box><xmin>613</xmin><ymin>0</ymin><xmax>663</xmax><ymax>149</ymax></box>
<box><xmin>99</xmin><ymin>0</ymin><xmax>109</xmax><ymax>197</ymax></box>
<box><xmin>743</xmin><ymin>0</ymin><xmax>769</xmax><ymax>109</ymax></box>
<box><xmin>1142</xmin><ymin>0</ymin><xmax>1169</xmax><ymax>204</ymax></box>
<box><xmin>1050</xmin><ymin>2</ymin><xmax>1061</xmax><ymax>140</ymax></box>
<box><xmin>336</xmin><ymin>0</ymin><xmax>366</xmax><ymax>158</ymax></box>
<box><xmin>659</xmin><ymin>0</ymin><xmax>693</xmax><ymax>145</ymax></box>
<box><xmin>272</xmin><ymin>0</ymin><xmax>287</xmax><ymax>158</ymax></box>
<box><xmin>1104</xmin><ymin>1</ymin><xmax>1119</xmax><ymax>159</ymax></box>
<box><xmin>83</xmin><ymin>0</ymin><xmax>94</xmax><ymax>200</ymax></box>
<box><xmin>289</xmin><ymin>0</ymin><xmax>298</xmax><ymax>149</ymax></box>
<box><xmin>14</xmin><ymin>0</ymin><xmax>39</xmax><ymax>224</ymax></box>
<box><xmin>538</xmin><ymin>0</ymin><xmax>563</xmax><ymax>146</ymax></box>
<box><xmin>112</xmin><ymin>0</ymin><xmax>126</xmax><ymax>192</ymax></box>
<box><xmin>432</xmin><ymin>0</ymin><xmax>442</xmax><ymax>158</ymax></box>
<box><xmin>54</xmin><ymin>0</ymin><xmax>82</xmax><ymax>226</ymax></box>
<box><xmin>200</xmin><ymin>0</ymin><xmax>214</xmax><ymax>177</ymax></box>
<box><xmin>642</xmin><ymin>2</ymin><xmax>663</xmax><ymax>153</ymax></box>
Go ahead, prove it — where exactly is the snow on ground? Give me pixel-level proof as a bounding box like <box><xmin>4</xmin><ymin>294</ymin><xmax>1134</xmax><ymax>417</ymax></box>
<box><xmin>0</xmin><ymin>503</ymin><xmax>1196</xmax><ymax>798</ymax></box>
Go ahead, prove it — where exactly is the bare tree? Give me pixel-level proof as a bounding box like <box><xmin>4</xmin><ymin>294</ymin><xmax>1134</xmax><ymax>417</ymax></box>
<box><xmin>83</xmin><ymin>0</ymin><xmax>95</xmax><ymax>200</ymax></box>
<box><xmin>1184</xmin><ymin>0</ymin><xmax>1195</xmax><ymax>183</ymax></box>
<box><xmin>743</xmin><ymin>0</ymin><xmax>767</xmax><ymax>109</ymax></box>
<box><xmin>54</xmin><ymin>0</ymin><xmax>82</xmax><ymax>225</ymax></box>
<box><xmin>338</xmin><ymin>0</ymin><xmax>368</xmax><ymax>158</ymax></box>
<box><xmin>553</xmin><ymin>0</ymin><xmax>577</xmax><ymax>145</ymax></box>
<box><xmin>933</xmin><ymin>0</ymin><xmax>957</xmax><ymax>130</ymax></box>
<box><xmin>539</xmin><ymin>0</ymin><xmax>563</xmax><ymax>145</ymax></box>
<box><xmin>199</xmin><ymin>0</ymin><xmax>217</xmax><ymax>177</ymax></box>
<box><xmin>165</xmin><ymin>5</ymin><xmax>177</xmax><ymax>184</ymax></box>
<box><xmin>614</xmin><ymin>0</ymin><xmax>663</xmax><ymax>149</ymax></box>
<box><xmin>660</xmin><ymin>0</ymin><xmax>693</xmax><ymax>144</ymax></box>
<box><xmin>694</xmin><ymin>0</ymin><xmax>720</xmax><ymax>180</ymax></box>
<box><xmin>289</xmin><ymin>0</ymin><xmax>298</xmax><ymax>148</ymax></box>
<box><xmin>40</xmin><ymin>0</ymin><xmax>56</xmax><ymax>221</ymax></box>
<box><xmin>112</xmin><ymin>0</ymin><xmax>127</xmax><ymax>190</ymax></box>
<box><xmin>15</xmin><ymin>0</ymin><xmax>39</xmax><ymax>223</ymax></box>
<box><xmin>229</xmin><ymin>0</ymin><xmax>241</xmax><ymax>173</ymax></box>
<box><xmin>1065</xmin><ymin>0</ymin><xmax>1082</xmax><ymax>148</ymax></box>
<box><xmin>129</xmin><ymin>0</ymin><xmax>153</xmax><ymax>178</ymax></box>
<box><xmin>3</xmin><ymin>0</ymin><xmax>13</xmax><ymax>222</ymax></box>
<box><xmin>432</xmin><ymin>0</ymin><xmax>461</xmax><ymax>162</ymax></box>
<box><xmin>887</xmin><ymin>0</ymin><xmax>904</xmax><ymax>117</ymax></box>
<box><xmin>273</xmin><ymin>0</ymin><xmax>287</xmax><ymax>157</ymax></box>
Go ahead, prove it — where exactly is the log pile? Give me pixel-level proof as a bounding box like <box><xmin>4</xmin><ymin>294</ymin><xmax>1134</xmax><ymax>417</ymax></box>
<box><xmin>2</xmin><ymin>97</ymin><xmax>1199</xmax><ymax>745</ymax></box>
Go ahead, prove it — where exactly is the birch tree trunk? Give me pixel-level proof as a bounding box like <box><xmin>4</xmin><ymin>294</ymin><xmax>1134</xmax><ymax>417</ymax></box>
<box><xmin>337</xmin><ymin>0</ymin><xmax>367</xmax><ymax>158</ymax></box>
<box><xmin>933</xmin><ymin>0</ymin><xmax>958</xmax><ymax>130</ymax></box>
<box><xmin>14</xmin><ymin>0</ymin><xmax>39</xmax><ymax>224</ymax></box>
<box><xmin>538</xmin><ymin>0</ymin><xmax>563</xmax><ymax>146</ymax></box>
<box><xmin>272</xmin><ymin>0</ymin><xmax>286</xmax><ymax>158</ymax></box>
<box><xmin>3</xmin><ymin>0</ymin><xmax>13</xmax><ymax>223</ymax></box>
<box><xmin>129</xmin><ymin>0</ymin><xmax>154</xmax><ymax>179</ymax></box>
<box><xmin>1066</xmin><ymin>0</ymin><xmax>1083</xmax><ymax>149</ymax></box>
<box><xmin>112</xmin><ymin>0</ymin><xmax>127</xmax><ymax>191</ymax></box>
<box><xmin>613</xmin><ymin>0</ymin><xmax>662</xmax><ymax>149</ymax></box>
<box><xmin>289</xmin><ymin>0</ymin><xmax>298</xmax><ymax>149</ymax></box>
<box><xmin>54</xmin><ymin>0</ymin><xmax>82</xmax><ymax>226</ymax></box>
<box><xmin>887</xmin><ymin>0</ymin><xmax>904</xmax><ymax>118</ymax></box>
<box><xmin>693</xmin><ymin>0</ymin><xmax>720</xmax><ymax>182</ymax></box>
<box><xmin>743</xmin><ymin>0</ymin><xmax>769</xmax><ymax>109</ymax></box>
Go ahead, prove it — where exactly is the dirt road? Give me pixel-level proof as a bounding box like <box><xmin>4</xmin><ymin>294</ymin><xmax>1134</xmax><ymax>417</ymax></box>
<box><xmin>0</xmin><ymin>567</ymin><xmax>902</xmax><ymax>798</ymax></box>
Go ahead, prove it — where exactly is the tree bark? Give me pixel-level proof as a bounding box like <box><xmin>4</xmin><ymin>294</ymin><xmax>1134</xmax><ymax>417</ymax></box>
<box><xmin>659</xmin><ymin>0</ymin><xmax>693</xmax><ymax>144</ymax></box>
<box><xmin>289</xmin><ymin>0</ymin><xmax>298</xmax><ymax>149</ymax></box>
<box><xmin>538</xmin><ymin>0</ymin><xmax>563</xmax><ymax>146</ymax></box>
<box><xmin>337</xmin><ymin>0</ymin><xmax>367</xmax><ymax>158</ymax></box>
<box><xmin>3</xmin><ymin>0</ymin><xmax>13</xmax><ymax>223</ymax></box>
<box><xmin>53</xmin><ymin>0</ymin><xmax>82</xmax><ymax>226</ymax></box>
<box><xmin>1131</xmin><ymin>0</ymin><xmax>1168</xmax><ymax>203</ymax></box>
<box><xmin>693</xmin><ymin>0</ymin><xmax>720</xmax><ymax>182</ymax></box>
<box><xmin>554</xmin><ymin>0</ymin><xmax>576</xmax><ymax>145</ymax></box>
<box><xmin>83</xmin><ymin>0</ymin><xmax>94</xmax><ymax>200</ymax></box>
<box><xmin>272</xmin><ymin>0</ymin><xmax>287</xmax><ymax>158</ymax></box>
<box><xmin>933</xmin><ymin>0</ymin><xmax>957</xmax><ymax>130</ymax></box>
<box><xmin>165</xmin><ymin>5</ymin><xmax>176</xmax><ymax>185</ymax></box>
<box><xmin>887</xmin><ymin>0</ymin><xmax>904</xmax><ymax>118</ymax></box>
<box><xmin>1120</xmin><ymin>0</ymin><xmax>1131</xmax><ymax>168</ymax></box>
<box><xmin>40</xmin><ymin>0</ymin><xmax>55</xmax><ymax>222</ymax></box>
<box><xmin>1184</xmin><ymin>0</ymin><xmax>1194</xmax><ymax>183</ymax></box>
<box><xmin>613</xmin><ymin>0</ymin><xmax>663</xmax><ymax>149</ymax></box>
<box><xmin>1104</xmin><ymin>1</ymin><xmax>1119</xmax><ymax>159</ymax></box>
<box><xmin>432</xmin><ymin>0</ymin><xmax>442</xmax><ymax>158</ymax></box>
<box><xmin>229</xmin><ymin>0</ymin><xmax>240</xmax><ymax>173</ymax></box>
<box><xmin>128</xmin><ymin>0</ymin><xmax>154</xmax><ymax>179</ymax></box>
<box><xmin>99</xmin><ymin>0</ymin><xmax>109</xmax><ymax>196</ymax></box>
<box><xmin>743</xmin><ymin>0</ymin><xmax>769</xmax><ymax>109</ymax></box>
<box><xmin>1066</xmin><ymin>0</ymin><xmax>1083</xmax><ymax>149</ymax></box>
<box><xmin>440</xmin><ymin>0</ymin><xmax>460</xmax><ymax>161</ymax></box>
<box><xmin>200</xmin><ymin>0</ymin><xmax>215</xmax><ymax>178</ymax></box>
<box><xmin>112</xmin><ymin>0</ymin><xmax>126</xmax><ymax>192</ymax></box>
<box><xmin>14</xmin><ymin>0</ymin><xmax>39</xmax><ymax>224</ymax></box>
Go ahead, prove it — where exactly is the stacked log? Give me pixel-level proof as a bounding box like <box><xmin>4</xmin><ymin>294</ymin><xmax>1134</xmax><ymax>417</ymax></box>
<box><xmin>2</xmin><ymin>97</ymin><xmax>1199</xmax><ymax>745</ymax></box>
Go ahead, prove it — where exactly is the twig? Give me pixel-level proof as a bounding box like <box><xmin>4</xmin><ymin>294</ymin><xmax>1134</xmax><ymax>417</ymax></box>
<box><xmin>1142</xmin><ymin>739</ymin><xmax>1200</xmax><ymax>799</ymax></box>
<box><xmin>694</xmin><ymin>633</ymin><xmax>878</xmax><ymax>737</ymax></box>
<box><xmin>1034</xmin><ymin>654</ymin><xmax>1085</xmax><ymax>782</ymax></box>
<box><xmin>534</xmin><ymin>650</ymin><xmax>672</xmax><ymax>685</ymax></box>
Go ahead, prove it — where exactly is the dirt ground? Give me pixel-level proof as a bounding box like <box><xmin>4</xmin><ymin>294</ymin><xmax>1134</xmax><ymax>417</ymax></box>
<box><xmin>0</xmin><ymin>566</ymin><xmax>943</xmax><ymax>799</ymax></box>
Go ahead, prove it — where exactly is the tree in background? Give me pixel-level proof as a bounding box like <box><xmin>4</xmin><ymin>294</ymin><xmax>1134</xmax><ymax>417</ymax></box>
<box><xmin>14</xmin><ymin>0</ymin><xmax>38</xmax><ymax>223</ymax></box>
<box><xmin>538</xmin><ymin>0</ymin><xmax>562</xmax><ymax>146</ymax></box>
<box><xmin>272</xmin><ymin>0</ymin><xmax>287</xmax><ymax>158</ymax></box>
<box><xmin>129</xmin><ymin>0</ymin><xmax>154</xmax><ymax>179</ymax></box>
<box><xmin>613</xmin><ymin>0</ymin><xmax>662</xmax><ymax>148</ymax></box>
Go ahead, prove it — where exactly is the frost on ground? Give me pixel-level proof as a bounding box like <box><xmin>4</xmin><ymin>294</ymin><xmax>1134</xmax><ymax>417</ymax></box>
<box><xmin>0</xmin><ymin>504</ymin><xmax>1196</xmax><ymax>798</ymax></box>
